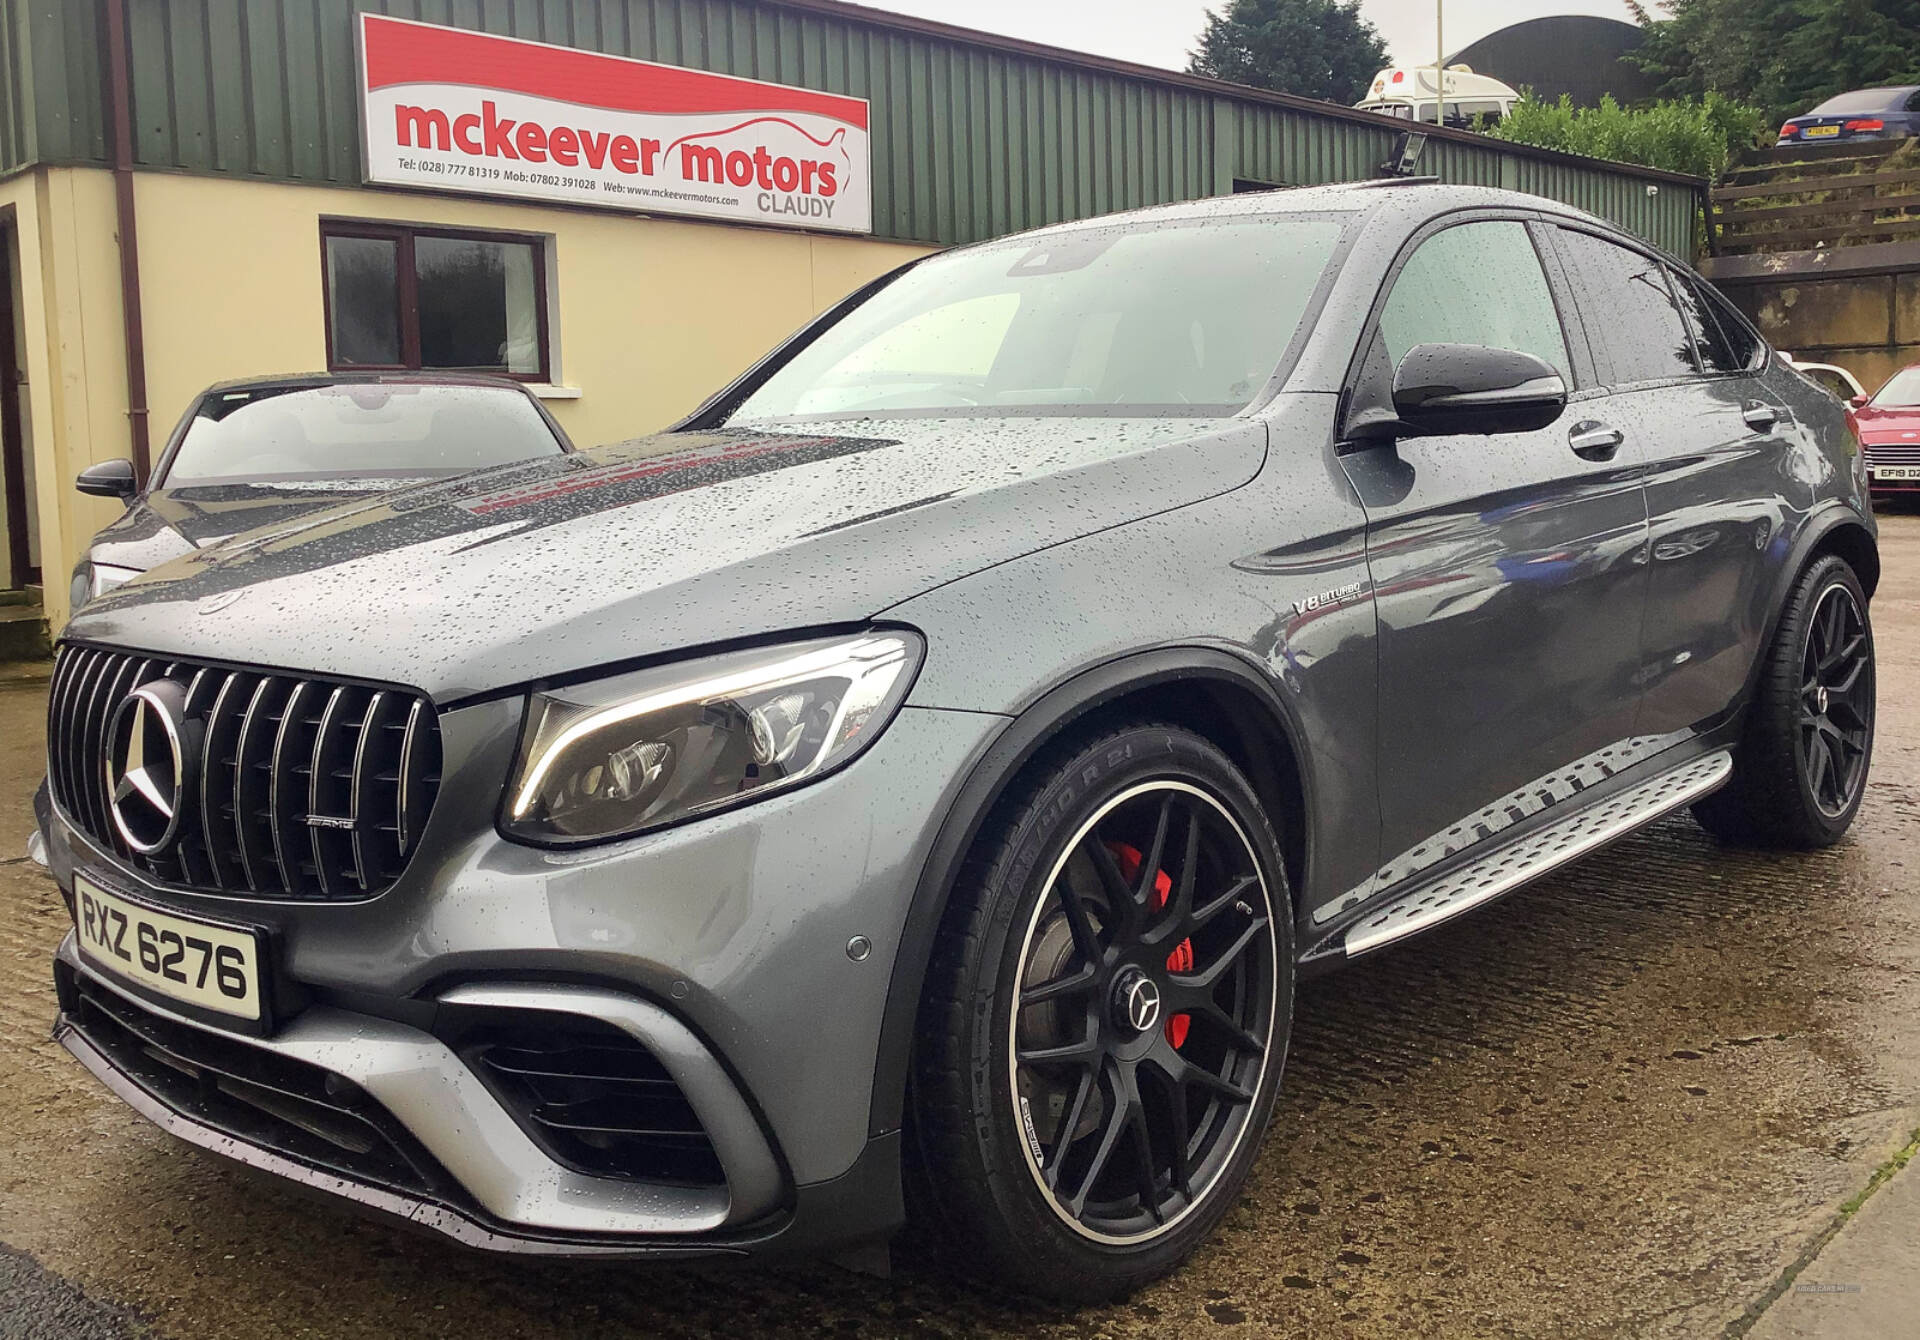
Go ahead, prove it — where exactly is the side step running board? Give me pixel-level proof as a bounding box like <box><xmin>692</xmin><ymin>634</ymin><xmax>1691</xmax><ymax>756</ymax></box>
<box><xmin>1343</xmin><ymin>750</ymin><xmax>1733</xmax><ymax>957</ymax></box>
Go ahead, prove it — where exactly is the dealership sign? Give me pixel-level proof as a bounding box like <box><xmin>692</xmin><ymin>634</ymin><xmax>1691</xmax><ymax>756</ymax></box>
<box><xmin>356</xmin><ymin>14</ymin><xmax>873</xmax><ymax>234</ymax></box>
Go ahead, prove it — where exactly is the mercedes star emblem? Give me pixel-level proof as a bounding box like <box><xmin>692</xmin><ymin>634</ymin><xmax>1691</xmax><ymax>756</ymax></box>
<box><xmin>1114</xmin><ymin>968</ymin><xmax>1162</xmax><ymax>1035</ymax></box>
<box><xmin>104</xmin><ymin>680</ymin><xmax>194</xmax><ymax>854</ymax></box>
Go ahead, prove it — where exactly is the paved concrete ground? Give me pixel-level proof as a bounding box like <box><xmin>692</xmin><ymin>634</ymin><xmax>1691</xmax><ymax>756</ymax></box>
<box><xmin>3</xmin><ymin>515</ymin><xmax>1920</xmax><ymax>1338</ymax></box>
<box><xmin>1748</xmin><ymin>1144</ymin><xmax>1920</xmax><ymax>1340</ymax></box>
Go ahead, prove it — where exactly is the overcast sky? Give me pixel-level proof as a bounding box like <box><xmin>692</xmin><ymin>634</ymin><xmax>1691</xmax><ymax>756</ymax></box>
<box><xmin>857</xmin><ymin>1</ymin><xmax>1639</xmax><ymax>72</ymax></box>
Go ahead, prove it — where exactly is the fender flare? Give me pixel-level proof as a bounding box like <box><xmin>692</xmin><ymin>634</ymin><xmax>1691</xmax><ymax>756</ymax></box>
<box><xmin>866</xmin><ymin>645</ymin><xmax>1311</xmax><ymax>1139</ymax></box>
<box><xmin>1738</xmin><ymin>502</ymin><xmax>1879</xmax><ymax>710</ymax></box>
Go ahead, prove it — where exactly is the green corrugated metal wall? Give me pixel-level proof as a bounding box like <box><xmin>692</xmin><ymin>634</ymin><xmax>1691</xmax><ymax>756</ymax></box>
<box><xmin>1</xmin><ymin>0</ymin><xmax>1702</xmax><ymax>257</ymax></box>
<box><xmin>3</xmin><ymin>0</ymin><xmax>110</xmax><ymax>175</ymax></box>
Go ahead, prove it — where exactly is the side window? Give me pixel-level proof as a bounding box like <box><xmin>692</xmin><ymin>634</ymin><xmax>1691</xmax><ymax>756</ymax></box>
<box><xmin>1700</xmin><ymin>281</ymin><xmax>1763</xmax><ymax>370</ymax></box>
<box><xmin>1667</xmin><ymin>269</ymin><xmax>1736</xmax><ymax>374</ymax></box>
<box><xmin>1452</xmin><ymin>99</ymin><xmax>1505</xmax><ymax>127</ymax></box>
<box><xmin>1380</xmin><ymin>221</ymin><xmax>1571</xmax><ymax>380</ymax></box>
<box><xmin>1553</xmin><ymin>229</ymin><xmax>1698</xmax><ymax>385</ymax></box>
<box><xmin>1669</xmin><ymin>270</ymin><xmax>1761</xmax><ymax>374</ymax></box>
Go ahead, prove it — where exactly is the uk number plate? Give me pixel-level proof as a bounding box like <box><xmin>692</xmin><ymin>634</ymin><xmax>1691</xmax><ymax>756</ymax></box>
<box><xmin>73</xmin><ymin>876</ymin><xmax>263</xmax><ymax>1020</ymax></box>
<box><xmin>1871</xmin><ymin>466</ymin><xmax>1920</xmax><ymax>480</ymax></box>
<box><xmin>1805</xmin><ymin>124</ymin><xmax>1840</xmax><ymax>138</ymax></box>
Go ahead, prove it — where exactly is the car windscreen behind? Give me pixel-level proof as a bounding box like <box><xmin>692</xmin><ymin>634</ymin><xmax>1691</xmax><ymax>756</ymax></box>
<box><xmin>1872</xmin><ymin>366</ymin><xmax>1920</xmax><ymax>407</ymax></box>
<box><xmin>160</xmin><ymin>384</ymin><xmax>563</xmax><ymax>485</ymax></box>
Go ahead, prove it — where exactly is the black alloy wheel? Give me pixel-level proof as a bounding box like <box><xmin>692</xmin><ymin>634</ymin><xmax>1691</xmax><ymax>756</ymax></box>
<box><xmin>1693</xmin><ymin>553</ymin><xmax>1875</xmax><ymax>849</ymax></box>
<box><xmin>1797</xmin><ymin>581</ymin><xmax>1872</xmax><ymax>817</ymax></box>
<box><xmin>1008</xmin><ymin>781</ymin><xmax>1277</xmax><ymax>1243</ymax></box>
<box><xmin>911</xmin><ymin>723</ymin><xmax>1293</xmax><ymax>1301</ymax></box>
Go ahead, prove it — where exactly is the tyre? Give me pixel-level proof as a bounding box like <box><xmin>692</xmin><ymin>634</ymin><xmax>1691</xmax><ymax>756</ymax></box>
<box><xmin>1693</xmin><ymin>554</ymin><xmax>1875</xmax><ymax>848</ymax></box>
<box><xmin>909</xmin><ymin>722</ymin><xmax>1293</xmax><ymax>1302</ymax></box>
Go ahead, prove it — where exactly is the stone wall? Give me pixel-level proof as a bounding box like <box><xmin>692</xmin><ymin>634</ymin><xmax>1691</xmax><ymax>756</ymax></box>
<box><xmin>1703</xmin><ymin>242</ymin><xmax>1920</xmax><ymax>396</ymax></box>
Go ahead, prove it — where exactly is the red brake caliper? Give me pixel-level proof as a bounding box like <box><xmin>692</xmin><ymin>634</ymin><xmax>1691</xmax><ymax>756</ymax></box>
<box><xmin>1109</xmin><ymin>842</ymin><xmax>1192</xmax><ymax>1049</ymax></box>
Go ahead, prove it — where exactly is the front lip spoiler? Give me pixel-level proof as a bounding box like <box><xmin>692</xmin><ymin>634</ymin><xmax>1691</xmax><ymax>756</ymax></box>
<box><xmin>49</xmin><ymin>932</ymin><xmax>786</xmax><ymax>1256</ymax></box>
<box><xmin>53</xmin><ymin>1017</ymin><xmax>746</xmax><ymax>1260</ymax></box>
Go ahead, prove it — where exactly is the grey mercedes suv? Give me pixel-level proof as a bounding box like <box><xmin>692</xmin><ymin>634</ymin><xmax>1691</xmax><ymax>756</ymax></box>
<box><xmin>35</xmin><ymin>181</ymin><xmax>1877</xmax><ymax>1301</ymax></box>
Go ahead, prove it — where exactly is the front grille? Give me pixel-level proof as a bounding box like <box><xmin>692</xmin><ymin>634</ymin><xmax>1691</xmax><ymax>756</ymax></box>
<box><xmin>1864</xmin><ymin>442</ymin><xmax>1920</xmax><ymax>466</ymax></box>
<box><xmin>57</xmin><ymin>961</ymin><xmax>447</xmax><ymax>1197</ymax></box>
<box><xmin>451</xmin><ymin>1011</ymin><xmax>725</xmax><ymax>1187</ymax></box>
<box><xmin>47</xmin><ymin>644</ymin><xmax>441</xmax><ymax>900</ymax></box>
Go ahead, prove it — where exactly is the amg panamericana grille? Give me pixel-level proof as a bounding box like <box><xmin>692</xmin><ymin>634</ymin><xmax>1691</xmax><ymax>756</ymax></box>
<box><xmin>47</xmin><ymin>644</ymin><xmax>440</xmax><ymax>900</ymax></box>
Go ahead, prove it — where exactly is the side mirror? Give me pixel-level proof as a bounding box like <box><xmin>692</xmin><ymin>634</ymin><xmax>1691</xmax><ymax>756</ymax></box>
<box><xmin>76</xmin><ymin>458</ymin><xmax>138</xmax><ymax>501</ymax></box>
<box><xmin>1850</xmin><ymin>394</ymin><xmax>1871</xmax><ymax>409</ymax></box>
<box><xmin>1391</xmin><ymin>343</ymin><xmax>1568</xmax><ymax>438</ymax></box>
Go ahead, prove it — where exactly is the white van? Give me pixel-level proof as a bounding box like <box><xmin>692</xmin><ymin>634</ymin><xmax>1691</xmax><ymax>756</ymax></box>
<box><xmin>1357</xmin><ymin>65</ymin><xmax>1521</xmax><ymax>128</ymax></box>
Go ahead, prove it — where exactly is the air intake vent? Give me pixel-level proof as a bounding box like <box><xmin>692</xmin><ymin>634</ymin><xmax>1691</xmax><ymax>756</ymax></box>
<box><xmin>46</xmin><ymin>644</ymin><xmax>440</xmax><ymax>900</ymax></box>
<box><xmin>57</xmin><ymin>960</ymin><xmax>447</xmax><ymax>1197</ymax></box>
<box><xmin>456</xmin><ymin>1014</ymin><xmax>724</xmax><ymax>1187</ymax></box>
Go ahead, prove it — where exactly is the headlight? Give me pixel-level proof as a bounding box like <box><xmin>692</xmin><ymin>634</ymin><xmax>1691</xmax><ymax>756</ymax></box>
<box><xmin>69</xmin><ymin>561</ymin><xmax>141</xmax><ymax>614</ymax></box>
<box><xmin>504</xmin><ymin>631</ymin><xmax>923</xmax><ymax>846</ymax></box>
<box><xmin>89</xmin><ymin>562</ymin><xmax>141</xmax><ymax>598</ymax></box>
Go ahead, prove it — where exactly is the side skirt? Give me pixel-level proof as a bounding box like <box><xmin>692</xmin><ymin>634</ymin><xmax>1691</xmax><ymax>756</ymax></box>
<box><xmin>1313</xmin><ymin>749</ymin><xmax>1733</xmax><ymax>963</ymax></box>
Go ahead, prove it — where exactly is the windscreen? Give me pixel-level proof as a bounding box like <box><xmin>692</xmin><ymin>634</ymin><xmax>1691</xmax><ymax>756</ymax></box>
<box><xmin>161</xmin><ymin>384</ymin><xmax>563</xmax><ymax>485</ymax></box>
<box><xmin>726</xmin><ymin>215</ymin><xmax>1350</xmax><ymax>422</ymax></box>
<box><xmin>1872</xmin><ymin>366</ymin><xmax>1920</xmax><ymax>407</ymax></box>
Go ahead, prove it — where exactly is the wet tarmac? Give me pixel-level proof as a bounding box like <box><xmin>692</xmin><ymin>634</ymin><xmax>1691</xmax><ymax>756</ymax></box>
<box><xmin>3</xmin><ymin>515</ymin><xmax>1918</xmax><ymax>1339</ymax></box>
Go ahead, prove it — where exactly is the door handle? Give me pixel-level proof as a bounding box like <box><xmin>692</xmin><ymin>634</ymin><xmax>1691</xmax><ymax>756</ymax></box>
<box><xmin>1743</xmin><ymin>401</ymin><xmax>1779</xmax><ymax>433</ymax></box>
<box><xmin>1569</xmin><ymin>420</ymin><xmax>1624</xmax><ymax>460</ymax></box>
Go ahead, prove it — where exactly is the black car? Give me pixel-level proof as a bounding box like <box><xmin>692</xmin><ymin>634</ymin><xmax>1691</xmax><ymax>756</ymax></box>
<box><xmin>38</xmin><ymin>182</ymin><xmax>1876</xmax><ymax>1301</ymax></box>
<box><xmin>69</xmin><ymin>373</ymin><xmax>572</xmax><ymax>611</ymax></box>
<box><xmin>1778</xmin><ymin>85</ymin><xmax>1920</xmax><ymax>144</ymax></box>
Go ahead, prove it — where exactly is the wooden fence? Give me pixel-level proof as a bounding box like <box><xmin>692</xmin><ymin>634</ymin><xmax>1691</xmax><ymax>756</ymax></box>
<box><xmin>1709</xmin><ymin>138</ymin><xmax>1920</xmax><ymax>256</ymax></box>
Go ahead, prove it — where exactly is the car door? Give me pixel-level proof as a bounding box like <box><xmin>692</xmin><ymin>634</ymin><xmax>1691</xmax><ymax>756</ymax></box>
<box><xmin>1546</xmin><ymin>225</ymin><xmax>1789</xmax><ymax>739</ymax></box>
<box><xmin>1337</xmin><ymin>215</ymin><xmax>1651</xmax><ymax>897</ymax></box>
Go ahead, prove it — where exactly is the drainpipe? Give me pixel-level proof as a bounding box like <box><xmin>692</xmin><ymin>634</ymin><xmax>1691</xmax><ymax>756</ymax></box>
<box><xmin>102</xmin><ymin>0</ymin><xmax>151</xmax><ymax>481</ymax></box>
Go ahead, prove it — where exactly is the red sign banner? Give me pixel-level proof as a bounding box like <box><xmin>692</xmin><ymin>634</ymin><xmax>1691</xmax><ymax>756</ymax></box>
<box><xmin>357</xmin><ymin>14</ymin><xmax>874</xmax><ymax>234</ymax></box>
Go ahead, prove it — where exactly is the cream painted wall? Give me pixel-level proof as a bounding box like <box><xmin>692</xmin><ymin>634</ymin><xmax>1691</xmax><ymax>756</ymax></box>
<box><xmin>12</xmin><ymin>166</ymin><xmax>931</xmax><ymax>629</ymax></box>
<box><xmin>131</xmin><ymin>171</ymin><xmax>932</xmax><ymax>451</ymax></box>
<box><xmin>1</xmin><ymin>168</ymin><xmax>139</xmax><ymax>628</ymax></box>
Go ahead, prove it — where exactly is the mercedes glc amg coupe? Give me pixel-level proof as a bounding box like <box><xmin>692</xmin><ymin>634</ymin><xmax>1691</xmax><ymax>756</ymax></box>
<box><xmin>35</xmin><ymin>181</ymin><xmax>1877</xmax><ymax>1301</ymax></box>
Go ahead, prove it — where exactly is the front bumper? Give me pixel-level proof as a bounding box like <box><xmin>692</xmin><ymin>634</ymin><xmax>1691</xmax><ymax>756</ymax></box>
<box><xmin>37</xmin><ymin>699</ymin><xmax>1006</xmax><ymax>1255</ymax></box>
<box><xmin>55</xmin><ymin>938</ymin><xmax>775</xmax><ymax>1255</ymax></box>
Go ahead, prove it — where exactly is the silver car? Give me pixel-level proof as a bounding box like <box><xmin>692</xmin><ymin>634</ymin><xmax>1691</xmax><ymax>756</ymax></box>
<box><xmin>34</xmin><ymin>181</ymin><xmax>1877</xmax><ymax>1300</ymax></box>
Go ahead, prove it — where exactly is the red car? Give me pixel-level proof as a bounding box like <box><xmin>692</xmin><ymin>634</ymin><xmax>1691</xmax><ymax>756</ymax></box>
<box><xmin>1854</xmin><ymin>364</ymin><xmax>1920</xmax><ymax>499</ymax></box>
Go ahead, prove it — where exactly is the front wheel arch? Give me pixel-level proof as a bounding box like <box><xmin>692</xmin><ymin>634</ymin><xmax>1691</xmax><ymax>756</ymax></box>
<box><xmin>867</xmin><ymin>647</ymin><xmax>1311</xmax><ymax>1143</ymax></box>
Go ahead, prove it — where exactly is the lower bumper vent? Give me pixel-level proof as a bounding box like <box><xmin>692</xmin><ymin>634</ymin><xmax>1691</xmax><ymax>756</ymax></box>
<box><xmin>450</xmin><ymin>1011</ymin><xmax>724</xmax><ymax>1187</ymax></box>
<box><xmin>56</xmin><ymin>962</ymin><xmax>446</xmax><ymax>1197</ymax></box>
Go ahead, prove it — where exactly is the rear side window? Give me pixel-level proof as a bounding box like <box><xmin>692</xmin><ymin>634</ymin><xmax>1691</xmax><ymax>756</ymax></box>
<box><xmin>1380</xmin><ymin>221</ymin><xmax>1570</xmax><ymax>379</ymax></box>
<box><xmin>1553</xmin><ymin>229</ymin><xmax>1698</xmax><ymax>386</ymax></box>
<box><xmin>1809</xmin><ymin>89</ymin><xmax>1902</xmax><ymax>115</ymax></box>
<box><xmin>1671</xmin><ymin>272</ymin><xmax>1762</xmax><ymax>374</ymax></box>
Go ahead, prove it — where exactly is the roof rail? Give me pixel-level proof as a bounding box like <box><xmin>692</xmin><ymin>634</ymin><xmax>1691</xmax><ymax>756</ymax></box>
<box><xmin>1346</xmin><ymin>176</ymin><xmax>1443</xmax><ymax>189</ymax></box>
